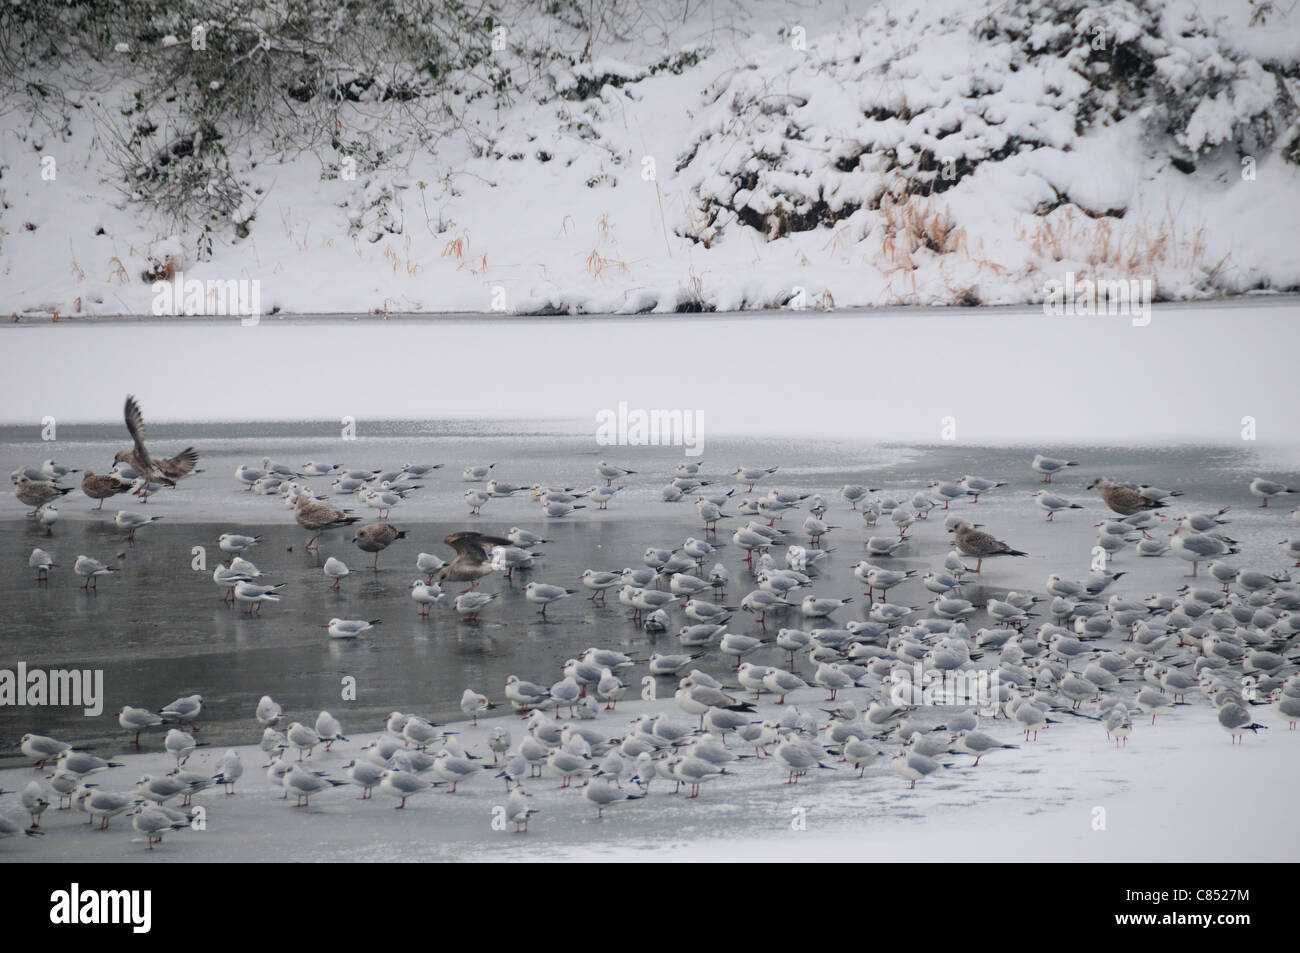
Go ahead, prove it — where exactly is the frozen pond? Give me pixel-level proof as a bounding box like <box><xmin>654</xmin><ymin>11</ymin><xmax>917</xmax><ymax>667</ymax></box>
<box><xmin>1</xmin><ymin>300</ymin><xmax>1297</xmax><ymax>860</ymax></box>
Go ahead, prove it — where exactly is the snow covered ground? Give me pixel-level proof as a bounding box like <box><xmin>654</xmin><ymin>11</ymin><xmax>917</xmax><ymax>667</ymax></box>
<box><xmin>3</xmin><ymin>0</ymin><xmax>1298</xmax><ymax>317</ymax></box>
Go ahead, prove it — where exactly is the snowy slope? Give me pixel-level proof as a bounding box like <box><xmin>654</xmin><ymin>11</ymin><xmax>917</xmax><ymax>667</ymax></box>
<box><xmin>1</xmin><ymin>0</ymin><xmax>1298</xmax><ymax>317</ymax></box>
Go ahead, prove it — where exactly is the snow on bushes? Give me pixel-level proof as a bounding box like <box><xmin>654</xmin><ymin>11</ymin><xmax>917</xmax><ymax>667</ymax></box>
<box><xmin>675</xmin><ymin>0</ymin><xmax>1296</xmax><ymax>250</ymax></box>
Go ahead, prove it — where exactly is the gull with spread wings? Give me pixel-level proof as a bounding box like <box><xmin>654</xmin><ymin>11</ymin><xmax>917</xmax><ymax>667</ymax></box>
<box><xmin>438</xmin><ymin>531</ymin><xmax>513</xmax><ymax>592</ymax></box>
<box><xmin>116</xmin><ymin>395</ymin><xmax>200</xmax><ymax>503</ymax></box>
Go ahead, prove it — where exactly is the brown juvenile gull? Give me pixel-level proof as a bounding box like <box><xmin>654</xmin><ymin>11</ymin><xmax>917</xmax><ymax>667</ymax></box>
<box><xmin>950</xmin><ymin>521</ymin><xmax>1027</xmax><ymax>573</ymax></box>
<box><xmin>81</xmin><ymin>471</ymin><xmax>134</xmax><ymax>510</ymax></box>
<box><xmin>438</xmin><ymin>531</ymin><xmax>513</xmax><ymax>592</ymax></box>
<box><xmin>294</xmin><ymin>493</ymin><xmax>361</xmax><ymax>551</ymax></box>
<box><xmin>353</xmin><ymin>523</ymin><xmax>407</xmax><ymax>569</ymax></box>
<box><xmin>117</xmin><ymin>395</ymin><xmax>198</xmax><ymax>502</ymax></box>
<box><xmin>15</xmin><ymin>475</ymin><xmax>72</xmax><ymax>516</ymax></box>
<box><xmin>1086</xmin><ymin>477</ymin><xmax>1166</xmax><ymax>517</ymax></box>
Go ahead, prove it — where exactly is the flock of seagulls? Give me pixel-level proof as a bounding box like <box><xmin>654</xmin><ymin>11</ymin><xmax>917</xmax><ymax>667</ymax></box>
<box><xmin>7</xmin><ymin>405</ymin><xmax>1300</xmax><ymax>851</ymax></box>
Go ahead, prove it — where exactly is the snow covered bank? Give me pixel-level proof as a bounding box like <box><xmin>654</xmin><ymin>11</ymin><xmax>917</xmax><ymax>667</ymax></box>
<box><xmin>2</xmin><ymin>0</ymin><xmax>1298</xmax><ymax>317</ymax></box>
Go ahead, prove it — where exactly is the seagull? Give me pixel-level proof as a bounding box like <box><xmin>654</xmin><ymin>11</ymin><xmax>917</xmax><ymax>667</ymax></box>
<box><xmin>455</xmin><ymin>591</ymin><xmax>498</xmax><ymax>622</ymax></box>
<box><xmin>294</xmin><ymin>494</ymin><xmax>361</xmax><ymax>551</ymax></box>
<box><xmin>321</xmin><ymin>556</ymin><xmax>351</xmax><ymax>591</ymax></box>
<box><xmin>1033</xmin><ymin>491</ymin><xmax>1083</xmax><ymax>521</ymax></box>
<box><xmin>409</xmin><ymin>580</ymin><xmax>445</xmax><ymax>616</ymax></box>
<box><xmin>218</xmin><ymin>533</ymin><xmax>261</xmax><ymax>556</ymax></box>
<box><xmin>583</xmin><ymin>776</ymin><xmax>644</xmax><ymax>815</ymax></box>
<box><xmin>507</xmin><ymin>527</ymin><xmax>548</xmax><ymax>547</ymax></box>
<box><xmin>325</xmin><ymin>617</ymin><xmax>379</xmax><ymax>639</ymax></box>
<box><xmin>40</xmin><ymin>459</ymin><xmax>78</xmax><ymax>481</ymax></box>
<box><xmin>580</xmin><ymin>569</ymin><xmax>623</xmax><ymax>603</ymax></box>
<box><xmin>958</xmin><ymin>475</ymin><xmax>1006</xmax><ymax>503</ymax></box>
<box><xmin>115</xmin><ymin>510</ymin><xmax>162</xmax><ymax>541</ymax></box>
<box><xmin>315</xmin><ymin>711</ymin><xmax>347</xmax><ymax>750</ymax></box>
<box><xmin>1218</xmin><ymin>703</ymin><xmax>1268</xmax><ymax>743</ymax></box>
<box><xmin>212</xmin><ymin>750</ymin><xmax>243</xmax><ymax>795</ymax></box>
<box><xmin>254</xmin><ymin>695</ymin><xmax>284</xmax><ymax>728</ymax></box>
<box><xmin>164</xmin><ymin>729</ymin><xmax>196</xmax><ymax>766</ymax></box>
<box><xmin>462</xmin><ymin>464</ymin><xmax>496</xmax><ymax>481</ymax></box>
<box><xmin>927</xmin><ymin>481</ymin><xmax>967</xmax><ymax>510</ymax></box>
<box><xmin>415</xmin><ymin>552</ymin><xmax>448</xmax><ymax>584</ymax></box>
<box><xmin>74</xmin><ymin>555</ymin><xmax>118</xmax><ymax>590</ymax></box>
<box><xmin>774</xmin><ymin>740</ymin><xmax>833</xmax><ymax>785</ymax></box>
<box><xmin>32</xmin><ymin>502</ymin><xmax>58</xmax><ymax>535</ymax></box>
<box><xmin>283</xmin><ymin>763</ymin><xmax>347</xmax><ymax>807</ymax></box>
<box><xmin>438</xmin><ymin>531</ymin><xmax>512</xmax><ymax>590</ymax></box>
<box><xmin>1170</xmin><ymin>523</ymin><xmax>1238</xmax><ymax>577</ymax></box>
<box><xmin>1032</xmin><ymin>455</ymin><xmax>1077</xmax><ymax>484</ymax></box>
<box><xmin>460</xmin><ymin>689</ymin><xmax>495</xmax><ymax>724</ymax></box>
<box><xmin>118</xmin><ymin>395</ymin><xmax>193</xmax><ymax>502</ymax></box>
<box><xmin>29</xmin><ymin>547</ymin><xmax>56</xmax><ymax>582</ymax></box>
<box><xmin>21</xmin><ymin>781</ymin><xmax>50</xmax><ymax>829</ymax></box>
<box><xmin>801</xmin><ymin>595</ymin><xmax>852</xmax><ymax>618</ymax></box>
<box><xmin>951</xmin><ymin>522</ymin><xmax>1027</xmax><ymax>572</ymax></box>
<box><xmin>378</xmin><ymin>769</ymin><xmax>433</xmax><ymax>808</ymax></box>
<box><xmin>596</xmin><ymin>461</ymin><xmax>636</xmax><ymax>486</ymax></box>
<box><xmin>80</xmin><ymin>471</ymin><xmax>134</xmax><ymax>510</ymax></box>
<box><xmin>1249</xmin><ymin>477</ymin><xmax>1299</xmax><ymax>508</ymax></box>
<box><xmin>130</xmin><ymin>804</ymin><xmax>192</xmax><ymax>849</ymax></box>
<box><xmin>524</xmin><ymin>582</ymin><xmax>576</xmax><ymax>617</ymax></box>
<box><xmin>865</xmin><ymin>536</ymin><xmax>907</xmax><ymax>557</ymax></box>
<box><xmin>762</xmin><ymin>667</ymin><xmax>808</xmax><ymax>705</ymax></box>
<box><xmin>55</xmin><ymin>749</ymin><xmax>125</xmax><ymax>778</ymax></box>
<box><xmin>301</xmin><ymin>462</ymin><xmax>341</xmax><ymax>476</ymax></box>
<box><xmin>77</xmin><ymin>788</ymin><xmax>143</xmax><ymax>830</ymax></box>
<box><xmin>1087</xmin><ymin>477</ymin><xmax>1166</xmax><ymax>516</ymax></box>
<box><xmin>21</xmin><ymin>733</ymin><xmax>71</xmax><ymax>768</ymax></box>
<box><xmin>892</xmin><ymin>751</ymin><xmax>947</xmax><ymax>789</ymax></box>
<box><xmin>353</xmin><ymin>523</ymin><xmax>407</xmax><ymax>569</ymax></box>
<box><xmin>15</xmin><ymin>475</ymin><xmax>72</xmax><ymax>516</ymax></box>
<box><xmin>233</xmin><ymin>580</ymin><xmax>282</xmax><ymax>615</ymax></box>
<box><xmin>696</xmin><ymin>498</ymin><xmax>729</xmax><ymax>531</ymax></box>
<box><xmin>505</xmin><ymin>675</ymin><xmax>550</xmax><ymax>714</ymax></box>
<box><xmin>733</xmin><ymin>466</ymin><xmax>778</xmax><ymax>492</ymax></box>
<box><xmin>119</xmin><ymin>706</ymin><xmax>164</xmax><ymax>746</ymax></box>
<box><xmin>432</xmin><ymin>751</ymin><xmax>484</xmax><ymax>794</ymax></box>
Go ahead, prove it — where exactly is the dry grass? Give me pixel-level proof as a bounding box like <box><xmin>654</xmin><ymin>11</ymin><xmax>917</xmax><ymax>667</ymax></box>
<box><xmin>585</xmin><ymin>249</ymin><xmax>629</xmax><ymax>279</ymax></box>
<box><xmin>107</xmin><ymin>257</ymin><xmax>132</xmax><ymax>285</ymax></box>
<box><xmin>1021</xmin><ymin>203</ymin><xmax>1227</xmax><ymax>289</ymax></box>
<box><xmin>874</xmin><ymin>195</ymin><xmax>966</xmax><ymax>272</ymax></box>
<box><xmin>384</xmin><ymin>236</ymin><xmax>423</xmax><ymax>277</ymax></box>
<box><xmin>68</xmin><ymin>242</ymin><xmax>86</xmax><ymax>282</ymax></box>
<box><xmin>458</xmin><ymin>253</ymin><xmax>488</xmax><ymax>275</ymax></box>
<box><xmin>441</xmin><ymin>234</ymin><xmax>469</xmax><ymax>259</ymax></box>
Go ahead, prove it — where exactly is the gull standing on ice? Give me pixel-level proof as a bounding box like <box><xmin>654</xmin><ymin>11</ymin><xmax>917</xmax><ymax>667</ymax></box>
<box><xmin>1249</xmin><ymin>477</ymin><xmax>1299</xmax><ymax>508</ymax></box>
<box><xmin>951</xmin><ymin>522</ymin><xmax>1027</xmax><ymax>572</ymax></box>
<box><xmin>1032</xmin><ymin>455</ymin><xmax>1077</xmax><ymax>484</ymax></box>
